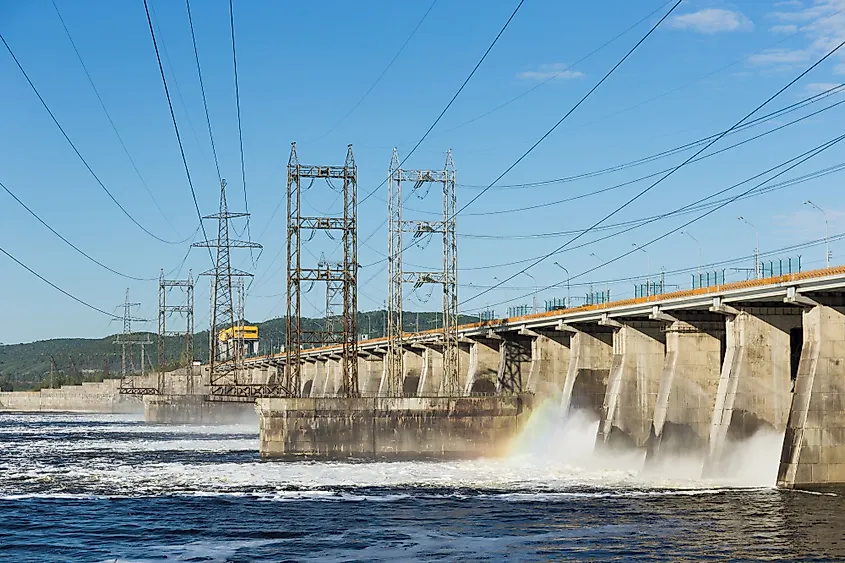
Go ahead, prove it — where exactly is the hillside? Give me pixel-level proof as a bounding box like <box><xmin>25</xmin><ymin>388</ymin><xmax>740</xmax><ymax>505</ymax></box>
<box><xmin>0</xmin><ymin>310</ymin><xmax>477</xmax><ymax>391</ymax></box>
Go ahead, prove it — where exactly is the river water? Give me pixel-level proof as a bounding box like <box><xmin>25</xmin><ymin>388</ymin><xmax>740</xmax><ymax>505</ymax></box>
<box><xmin>1</xmin><ymin>409</ymin><xmax>844</xmax><ymax>562</ymax></box>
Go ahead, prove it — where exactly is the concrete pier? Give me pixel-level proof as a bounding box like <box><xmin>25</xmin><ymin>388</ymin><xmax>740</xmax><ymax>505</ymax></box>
<box><xmin>464</xmin><ymin>337</ymin><xmax>500</xmax><ymax>394</ymax></box>
<box><xmin>0</xmin><ymin>379</ymin><xmax>141</xmax><ymax>413</ymax></box>
<box><xmin>416</xmin><ymin>345</ymin><xmax>443</xmax><ymax>395</ymax></box>
<box><xmin>560</xmin><ymin>328</ymin><xmax>614</xmax><ymax>418</ymax></box>
<box><xmin>256</xmin><ymin>395</ymin><xmax>532</xmax><ymax>458</ymax></box>
<box><xmin>597</xmin><ymin>321</ymin><xmax>666</xmax><ymax>449</ymax></box>
<box><xmin>647</xmin><ymin>315</ymin><xmax>724</xmax><ymax>462</ymax></box>
<box><xmin>144</xmin><ymin>394</ymin><xmax>257</xmax><ymax>425</ymax></box>
<box><xmin>497</xmin><ymin>335</ymin><xmax>533</xmax><ymax>393</ymax></box>
<box><xmin>706</xmin><ymin>307</ymin><xmax>801</xmax><ymax>472</ymax></box>
<box><xmin>526</xmin><ymin>330</ymin><xmax>571</xmax><ymax>401</ymax></box>
<box><xmin>779</xmin><ymin>300</ymin><xmax>845</xmax><ymax>489</ymax></box>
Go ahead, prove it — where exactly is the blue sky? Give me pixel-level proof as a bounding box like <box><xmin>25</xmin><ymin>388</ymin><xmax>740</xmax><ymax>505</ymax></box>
<box><xmin>1</xmin><ymin>0</ymin><xmax>844</xmax><ymax>343</ymax></box>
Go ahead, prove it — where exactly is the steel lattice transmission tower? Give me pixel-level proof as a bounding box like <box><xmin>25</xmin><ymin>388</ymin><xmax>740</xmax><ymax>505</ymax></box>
<box><xmin>286</xmin><ymin>143</ymin><xmax>358</xmax><ymax>397</ymax></box>
<box><xmin>117</xmin><ymin>288</ymin><xmax>155</xmax><ymax>395</ymax></box>
<box><xmin>193</xmin><ymin>179</ymin><xmax>262</xmax><ymax>398</ymax></box>
<box><xmin>387</xmin><ymin>149</ymin><xmax>459</xmax><ymax>397</ymax></box>
<box><xmin>157</xmin><ymin>270</ymin><xmax>195</xmax><ymax>394</ymax></box>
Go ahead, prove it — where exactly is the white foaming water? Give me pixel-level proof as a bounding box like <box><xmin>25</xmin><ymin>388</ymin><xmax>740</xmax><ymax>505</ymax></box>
<box><xmin>0</xmin><ymin>407</ymin><xmax>787</xmax><ymax>500</ymax></box>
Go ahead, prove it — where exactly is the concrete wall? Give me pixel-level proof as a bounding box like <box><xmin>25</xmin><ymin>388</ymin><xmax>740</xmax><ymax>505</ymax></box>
<box><xmin>648</xmin><ymin>316</ymin><xmax>724</xmax><ymax>462</ymax></box>
<box><xmin>358</xmin><ymin>355</ymin><xmax>384</xmax><ymax>396</ymax></box>
<box><xmin>597</xmin><ymin>322</ymin><xmax>666</xmax><ymax>449</ymax></box>
<box><xmin>256</xmin><ymin>395</ymin><xmax>532</xmax><ymax>458</ymax></box>
<box><xmin>526</xmin><ymin>331</ymin><xmax>571</xmax><ymax>402</ymax></box>
<box><xmin>779</xmin><ymin>301</ymin><xmax>845</xmax><ymax>489</ymax></box>
<box><xmin>0</xmin><ymin>378</ymin><xmax>142</xmax><ymax>413</ymax></box>
<box><xmin>417</xmin><ymin>346</ymin><xmax>444</xmax><ymax>395</ymax></box>
<box><xmin>707</xmin><ymin>308</ymin><xmax>801</xmax><ymax>471</ymax></box>
<box><xmin>144</xmin><ymin>394</ymin><xmax>257</xmax><ymax>425</ymax></box>
<box><xmin>464</xmin><ymin>337</ymin><xmax>500</xmax><ymax>394</ymax></box>
<box><xmin>561</xmin><ymin>329</ymin><xmax>613</xmax><ymax>419</ymax></box>
<box><xmin>401</xmin><ymin>349</ymin><xmax>424</xmax><ymax>396</ymax></box>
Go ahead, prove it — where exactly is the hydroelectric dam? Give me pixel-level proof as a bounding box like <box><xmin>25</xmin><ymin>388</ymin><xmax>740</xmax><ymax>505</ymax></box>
<box><xmin>4</xmin><ymin>266</ymin><xmax>845</xmax><ymax>490</ymax></box>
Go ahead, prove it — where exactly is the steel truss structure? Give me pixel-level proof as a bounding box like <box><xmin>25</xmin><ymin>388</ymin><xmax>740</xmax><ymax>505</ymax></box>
<box><xmin>387</xmin><ymin>149</ymin><xmax>459</xmax><ymax>397</ymax></box>
<box><xmin>193</xmin><ymin>180</ymin><xmax>262</xmax><ymax>398</ymax></box>
<box><xmin>157</xmin><ymin>270</ymin><xmax>195</xmax><ymax>395</ymax></box>
<box><xmin>286</xmin><ymin>143</ymin><xmax>358</xmax><ymax>397</ymax></box>
<box><xmin>117</xmin><ymin>288</ymin><xmax>155</xmax><ymax>395</ymax></box>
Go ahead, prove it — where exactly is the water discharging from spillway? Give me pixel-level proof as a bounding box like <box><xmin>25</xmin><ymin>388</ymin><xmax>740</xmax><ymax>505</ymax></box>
<box><xmin>3</xmin><ymin>411</ymin><xmax>843</xmax><ymax>562</ymax></box>
<box><xmin>508</xmin><ymin>399</ymin><xmax>786</xmax><ymax>489</ymax></box>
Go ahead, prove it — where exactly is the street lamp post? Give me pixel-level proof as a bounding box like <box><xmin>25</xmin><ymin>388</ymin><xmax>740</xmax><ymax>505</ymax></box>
<box><xmin>522</xmin><ymin>272</ymin><xmax>538</xmax><ymax>313</ymax></box>
<box><xmin>632</xmin><ymin>243</ymin><xmax>650</xmax><ymax>294</ymax></box>
<box><xmin>680</xmin><ymin>230</ymin><xmax>702</xmax><ymax>279</ymax></box>
<box><xmin>737</xmin><ymin>216</ymin><xmax>760</xmax><ymax>278</ymax></box>
<box><xmin>805</xmin><ymin>200</ymin><xmax>830</xmax><ymax>268</ymax></box>
<box><xmin>553</xmin><ymin>262</ymin><xmax>571</xmax><ymax>307</ymax></box>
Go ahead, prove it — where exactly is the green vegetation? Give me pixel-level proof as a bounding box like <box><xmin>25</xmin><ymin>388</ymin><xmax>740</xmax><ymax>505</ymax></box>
<box><xmin>0</xmin><ymin>310</ymin><xmax>480</xmax><ymax>391</ymax></box>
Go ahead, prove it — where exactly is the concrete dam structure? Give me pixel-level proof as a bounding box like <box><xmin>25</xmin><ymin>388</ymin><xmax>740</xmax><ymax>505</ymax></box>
<box><xmin>239</xmin><ymin>266</ymin><xmax>845</xmax><ymax>489</ymax></box>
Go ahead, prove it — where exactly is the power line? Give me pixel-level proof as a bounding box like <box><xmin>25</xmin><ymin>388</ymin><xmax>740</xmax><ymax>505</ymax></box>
<box><xmin>0</xmin><ymin>179</ymin><xmax>156</xmax><ymax>281</ymax></box>
<box><xmin>459</xmin><ymin>92</ymin><xmax>845</xmax><ymax>219</ymax></box>
<box><xmin>185</xmin><ymin>0</ymin><xmax>221</xmax><ymax>183</ymax></box>
<box><xmin>436</xmin><ymin>0</ymin><xmax>673</xmax><ymax>137</ymax></box>
<box><xmin>482</xmin><ymin>131</ymin><xmax>845</xmax><ymax>310</ymax></box>
<box><xmin>462</xmin><ymin>35</ymin><xmax>845</xmax><ymax>306</ymax></box>
<box><xmin>357</xmin><ymin>155</ymin><xmax>845</xmax><ymax>281</ymax></box>
<box><xmin>142</xmin><ymin>0</ymin><xmax>213</xmax><ymax>262</ymax></box>
<box><xmin>0</xmin><ymin>31</ymin><xmax>182</xmax><ymax>246</ymax></box>
<box><xmin>311</xmin><ymin>0</ymin><xmax>439</xmax><ymax>141</ymax></box>
<box><xmin>228</xmin><ymin>0</ymin><xmax>254</xmax><ymax>268</ymax></box>
<box><xmin>0</xmin><ymin>243</ymin><xmax>121</xmax><ymax>320</ymax></box>
<box><xmin>357</xmin><ymin>0</ymin><xmax>527</xmax><ymax>210</ymax></box>
<box><xmin>50</xmin><ymin>0</ymin><xmax>181</xmax><ymax>237</ymax></box>
<box><xmin>460</xmin><ymin>83</ymin><xmax>845</xmax><ymax>192</ymax></box>
<box><xmin>457</xmin><ymin>0</ymin><xmax>681</xmax><ymax>216</ymax></box>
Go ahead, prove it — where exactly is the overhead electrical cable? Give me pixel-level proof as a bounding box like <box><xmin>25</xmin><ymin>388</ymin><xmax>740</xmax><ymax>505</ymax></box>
<box><xmin>185</xmin><ymin>0</ymin><xmax>221</xmax><ymax>183</ymax></box>
<box><xmin>462</xmin><ymin>35</ymin><xmax>845</xmax><ymax>306</ymax></box>
<box><xmin>0</xmin><ymin>32</ymin><xmax>183</xmax><ymax>246</ymax></box>
<box><xmin>50</xmin><ymin>0</ymin><xmax>180</xmax><ymax>237</ymax></box>
<box><xmin>460</xmin><ymin>83</ymin><xmax>845</xmax><ymax>191</ymax></box>
<box><xmin>228</xmin><ymin>0</ymin><xmax>255</xmax><ymax>267</ymax></box>
<box><xmin>0</xmin><ymin>179</ymin><xmax>158</xmax><ymax>281</ymax></box>
<box><xmin>483</xmin><ymin>131</ymin><xmax>845</xmax><ymax>310</ymax></box>
<box><xmin>357</xmin><ymin>0</ymin><xmax>527</xmax><ymax>210</ymax></box>
<box><xmin>0</xmin><ymin>244</ymin><xmax>123</xmax><ymax>320</ymax></box>
<box><xmin>312</xmin><ymin>0</ymin><xmax>439</xmax><ymax>141</ymax></box>
<box><xmin>142</xmin><ymin>0</ymin><xmax>213</xmax><ymax>262</ymax></box>
<box><xmin>437</xmin><ymin>0</ymin><xmax>674</xmax><ymax>136</ymax></box>
<box><xmin>460</xmin><ymin>93</ymin><xmax>845</xmax><ymax>218</ymax></box>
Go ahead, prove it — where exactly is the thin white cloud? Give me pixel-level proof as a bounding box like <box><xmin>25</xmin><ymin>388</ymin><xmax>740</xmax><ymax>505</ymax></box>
<box><xmin>770</xmin><ymin>24</ymin><xmax>799</xmax><ymax>33</ymax></box>
<box><xmin>748</xmin><ymin>47</ymin><xmax>811</xmax><ymax>66</ymax></box>
<box><xmin>761</xmin><ymin>0</ymin><xmax>845</xmax><ymax>72</ymax></box>
<box><xmin>667</xmin><ymin>8</ymin><xmax>753</xmax><ymax>33</ymax></box>
<box><xmin>834</xmin><ymin>62</ymin><xmax>845</xmax><ymax>74</ymax></box>
<box><xmin>517</xmin><ymin>64</ymin><xmax>585</xmax><ymax>81</ymax></box>
<box><xmin>774</xmin><ymin>0</ymin><xmax>803</xmax><ymax>7</ymax></box>
<box><xmin>804</xmin><ymin>81</ymin><xmax>843</xmax><ymax>94</ymax></box>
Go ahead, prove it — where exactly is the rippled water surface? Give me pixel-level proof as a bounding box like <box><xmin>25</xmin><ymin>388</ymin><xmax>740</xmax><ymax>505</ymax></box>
<box><xmin>2</xmin><ymin>411</ymin><xmax>845</xmax><ymax>562</ymax></box>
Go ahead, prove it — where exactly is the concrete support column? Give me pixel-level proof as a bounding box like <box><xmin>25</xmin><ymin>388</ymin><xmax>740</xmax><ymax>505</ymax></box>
<box><xmin>310</xmin><ymin>359</ymin><xmax>328</xmax><ymax>398</ymax></box>
<box><xmin>496</xmin><ymin>336</ymin><xmax>533</xmax><ymax>394</ymax></box>
<box><xmin>417</xmin><ymin>345</ymin><xmax>444</xmax><ymax>396</ymax></box>
<box><xmin>402</xmin><ymin>348</ymin><xmax>424</xmax><ymax>396</ymax></box>
<box><xmin>647</xmin><ymin>316</ymin><xmax>724</xmax><ymax>463</ymax></box>
<box><xmin>458</xmin><ymin>344</ymin><xmax>471</xmax><ymax>394</ymax></box>
<box><xmin>597</xmin><ymin>322</ymin><xmax>665</xmax><ymax>449</ymax></box>
<box><xmin>464</xmin><ymin>337</ymin><xmax>501</xmax><ymax>395</ymax></box>
<box><xmin>301</xmin><ymin>361</ymin><xmax>316</xmax><ymax>397</ymax></box>
<box><xmin>779</xmin><ymin>300</ymin><xmax>845</xmax><ymax>489</ymax></box>
<box><xmin>526</xmin><ymin>331</ymin><xmax>572</xmax><ymax>403</ymax></box>
<box><xmin>358</xmin><ymin>355</ymin><xmax>384</xmax><ymax>397</ymax></box>
<box><xmin>560</xmin><ymin>328</ymin><xmax>613</xmax><ymax>419</ymax></box>
<box><xmin>324</xmin><ymin>357</ymin><xmax>343</xmax><ymax>397</ymax></box>
<box><xmin>706</xmin><ymin>307</ymin><xmax>802</xmax><ymax>472</ymax></box>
